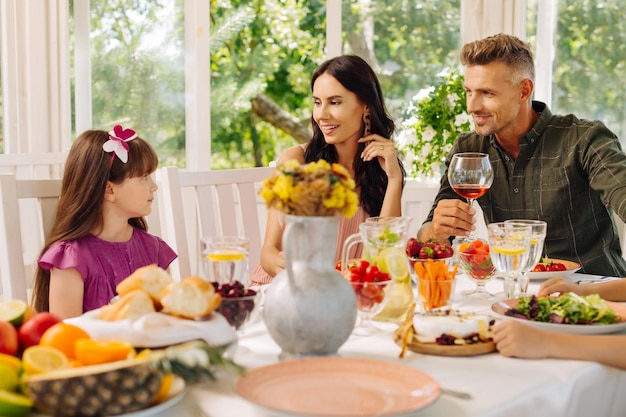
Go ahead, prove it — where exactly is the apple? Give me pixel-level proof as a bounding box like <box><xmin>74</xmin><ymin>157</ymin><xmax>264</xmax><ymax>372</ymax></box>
<box><xmin>17</xmin><ymin>312</ymin><xmax>62</xmax><ymax>350</ymax></box>
<box><xmin>0</xmin><ymin>320</ymin><xmax>19</xmax><ymax>355</ymax></box>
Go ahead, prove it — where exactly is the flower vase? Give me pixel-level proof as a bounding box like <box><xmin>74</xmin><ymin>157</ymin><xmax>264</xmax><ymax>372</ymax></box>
<box><xmin>263</xmin><ymin>215</ymin><xmax>357</xmax><ymax>360</ymax></box>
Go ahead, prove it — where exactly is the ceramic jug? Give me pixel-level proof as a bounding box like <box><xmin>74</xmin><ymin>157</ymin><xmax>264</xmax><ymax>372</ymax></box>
<box><xmin>263</xmin><ymin>215</ymin><xmax>357</xmax><ymax>360</ymax></box>
<box><xmin>341</xmin><ymin>216</ymin><xmax>414</xmax><ymax>323</ymax></box>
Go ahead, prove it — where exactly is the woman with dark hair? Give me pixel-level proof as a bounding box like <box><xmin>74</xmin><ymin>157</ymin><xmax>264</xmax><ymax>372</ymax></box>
<box><xmin>32</xmin><ymin>126</ymin><xmax>176</xmax><ymax>318</ymax></box>
<box><xmin>251</xmin><ymin>54</ymin><xmax>406</xmax><ymax>285</ymax></box>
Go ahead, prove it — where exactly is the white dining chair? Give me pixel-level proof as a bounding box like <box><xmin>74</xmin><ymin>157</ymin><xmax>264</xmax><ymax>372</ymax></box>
<box><xmin>0</xmin><ymin>173</ymin><xmax>62</xmax><ymax>302</ymax></box>
<box><xmin>157</xmin><ymin>166</ymin><xmax>275</xmax><ymax>281</ymax></box>
<box><xmin>0</xmin><ymin>151</ymin><xmax>68</xmax><ymax>179</ymax></box>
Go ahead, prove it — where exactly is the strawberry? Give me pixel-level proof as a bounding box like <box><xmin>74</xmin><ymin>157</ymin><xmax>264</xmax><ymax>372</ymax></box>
<box><xmin>405</xmin><ymin>237</ymin><xmax>423</xmax><ymax>257</ymax></box>
<box><xmin>433</xmin><ymin>242</ymin><xmax>453</xmax><ymax>259</ymax></box>
<box><xmin>419</xmin><ymin>246</ymin><xmax>435</xmax><ymax>259</ymax></box>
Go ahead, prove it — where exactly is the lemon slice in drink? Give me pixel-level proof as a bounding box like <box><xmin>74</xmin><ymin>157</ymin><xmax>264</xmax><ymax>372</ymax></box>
<box><xmin>22</xmin><ymin>346</ymin><xmax>69</xmax><ymax>375</ymax></box>
<box><xmin>380</xmin><ymin>248</ymin><xmax>410</xmax><ymax>283</ymax></box>
<box><xmin>0</xmin><ymin>300</ymin><xmax>28</xmax><ymax>327</ymax></box>
<box><xmin>493</xmin><ymin>246</ymin><xmax>525</xmax><ymax>255</ymax></box>
<box><xmin>205</xmin><ymin>249</ymin><xmax>246</xmax><ymax>262</ymax></box>
<box><xmin>0</xmin><ymin>390</ymin><xmax>33</xmax><ymax>417</ymax></box>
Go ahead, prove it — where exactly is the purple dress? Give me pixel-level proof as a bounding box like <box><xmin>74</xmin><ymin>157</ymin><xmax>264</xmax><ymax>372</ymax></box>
<box><xmin>38</xmin><ymin>228</ymin><xmax>177</xmax><ymax>313</ymax></box>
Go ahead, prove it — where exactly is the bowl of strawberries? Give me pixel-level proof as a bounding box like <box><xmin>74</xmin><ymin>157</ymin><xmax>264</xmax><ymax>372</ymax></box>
<box><xmin>405</xmin><ymin>238</ymin><xmax>454</xmax><ymax>273</ymax></box>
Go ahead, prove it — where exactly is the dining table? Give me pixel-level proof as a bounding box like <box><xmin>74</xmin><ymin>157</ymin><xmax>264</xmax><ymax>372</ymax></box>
<box><xmin>153</xmin><ymin>272</ymin><xmax>626</xmax><ymax>417</ymax></box>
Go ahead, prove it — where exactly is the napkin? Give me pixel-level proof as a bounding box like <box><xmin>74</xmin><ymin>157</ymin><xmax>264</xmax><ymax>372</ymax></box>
<box><xmin>66</xmin><ymin>310</ymin><xmax>237</xmax><ymax>348</ymax></box>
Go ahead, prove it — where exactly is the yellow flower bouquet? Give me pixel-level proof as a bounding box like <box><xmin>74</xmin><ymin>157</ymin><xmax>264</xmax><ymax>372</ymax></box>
<box><xmin>260</xmin><ymin>159</ymin><xmax>358</xmax><ymax>218</ymax></box>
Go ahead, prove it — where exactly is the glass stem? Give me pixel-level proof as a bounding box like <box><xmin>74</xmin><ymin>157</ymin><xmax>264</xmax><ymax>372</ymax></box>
<box><xmin>518</xmin><ymin>272</ymin><xmax>530</xmax><ymax>297</ymax></box>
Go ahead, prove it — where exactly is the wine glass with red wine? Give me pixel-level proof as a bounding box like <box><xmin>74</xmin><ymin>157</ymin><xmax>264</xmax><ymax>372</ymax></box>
<box><xmin>448</xmin><ymin>152</ymin><xmax>493</xmax><ymax>237</ymax></box>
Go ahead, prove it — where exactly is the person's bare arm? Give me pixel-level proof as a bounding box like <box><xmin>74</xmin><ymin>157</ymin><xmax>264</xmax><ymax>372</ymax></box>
<box><xmin>494</xmin><ymin>320</ymin><xmax>626</xmax><ymax>370</ymax></box>
<box><xmin>539</xmin><ymin>276</ymin><xmax>626</xmax><ymax>302</ymax></box>
<box><xmin>417</xmin><ymin>199</ymin><xmax>476</xmax><ymax>242</ymax></box>
<box><xmin>49</xmin><ymin>267</ymin><xmax>84</xmax><ymax>319</ymax></box>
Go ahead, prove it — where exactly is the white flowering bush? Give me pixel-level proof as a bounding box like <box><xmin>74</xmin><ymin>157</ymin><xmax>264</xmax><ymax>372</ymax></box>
<box><xmin>397</xmin><ymin>68</ymin><xmax>473</xmax><ymax>178</ymax></box>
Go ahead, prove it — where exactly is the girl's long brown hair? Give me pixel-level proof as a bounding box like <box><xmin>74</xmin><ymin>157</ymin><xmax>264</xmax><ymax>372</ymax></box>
<box><xmin>31</xmin><ymin>130</ymin><xmax>159</xmax><ymax>312</ymax></box>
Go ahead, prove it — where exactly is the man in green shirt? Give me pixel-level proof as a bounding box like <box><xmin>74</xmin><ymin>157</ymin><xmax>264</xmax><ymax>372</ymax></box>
<box><xmin>418</xmin><ymin>33</ymin><xmax>626</xmax><ymax>277</ymax></box>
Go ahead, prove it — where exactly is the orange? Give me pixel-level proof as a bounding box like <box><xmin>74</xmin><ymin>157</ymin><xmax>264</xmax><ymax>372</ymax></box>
<box><xmin>74</xmin><ymin>339</ymin><xmax>134</xmax><ymax>366</ymax></box>
<box><xmin>153</xmin><ymin>373</ymin><xmax>174</xmax><ymax>404</ymax></box>
<box><xmin>39</xmin><ymin>323</ymin><xmax>91</xmax><ymax>360</ymax></box>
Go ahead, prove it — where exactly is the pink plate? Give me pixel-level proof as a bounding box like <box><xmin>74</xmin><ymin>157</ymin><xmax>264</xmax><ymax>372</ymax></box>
<box><xmin>235</xmin><ymin>357</ymin><xmax>440</xmax><ymax>417</ymax></box>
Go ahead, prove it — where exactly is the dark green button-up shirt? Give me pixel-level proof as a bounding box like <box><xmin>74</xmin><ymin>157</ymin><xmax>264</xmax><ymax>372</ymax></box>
<box><xmin>425</xmin><ymin>101</ymin><xmax>626</xmax><ymax>277</ymax></box>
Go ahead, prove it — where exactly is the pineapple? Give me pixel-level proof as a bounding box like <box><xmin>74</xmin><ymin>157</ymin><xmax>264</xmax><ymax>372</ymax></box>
<box><xmin>23</xmin><ymin>341</ymin><xmax>243</xmax><ymax>416</ymax></box>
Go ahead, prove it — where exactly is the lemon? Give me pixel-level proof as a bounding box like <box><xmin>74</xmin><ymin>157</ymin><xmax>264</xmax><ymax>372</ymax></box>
<box><xmin>21</xmin><ymin>346</ymin><xmax>69</xmax><ymax>375</ymax></box>
<box><xmin>493</xmin><ymin>246</ymin><xmax>525</xmax><ymax>255</ymax></box>
<box><xmin>205</xmin><ymin>249</ymin><xmax>246</xmax><ymax>261</ymax></box>
<box><xmin>380</xmin><ymin>248</ymin><xmax>410</xmax><ymax>283</ymax></box>
<box><xmin>0</xmin><ymin>353</ymin><xmax>21</xmax><ymax>374</ymax></box>
<box><xmin>0</xmin><ymin>363</ymin><xmax>18</xmax><ymax>392</ymax></box>
<box><xmin>0</xmin><ymin>300</ymin><xmax>28</xmax><ymax>327</ymax></box>
<box><xmin>0</xmin><ymin>390</ymin><xmax>32</xmax><ymax>417</ymax></box>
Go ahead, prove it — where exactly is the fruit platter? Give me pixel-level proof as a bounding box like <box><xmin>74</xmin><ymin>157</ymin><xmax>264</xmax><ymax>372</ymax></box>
<box><xmin>0</xmin><ymin>266</ymin><xmax>248</xmax><ymax>417</ymax></box>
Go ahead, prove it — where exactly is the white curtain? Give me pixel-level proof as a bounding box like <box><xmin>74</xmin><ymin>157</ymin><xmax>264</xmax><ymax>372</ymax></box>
<box><xmin>460</xmin><ymin>0</ymin><xmax>526</xmax><ymax>43</ymax></box>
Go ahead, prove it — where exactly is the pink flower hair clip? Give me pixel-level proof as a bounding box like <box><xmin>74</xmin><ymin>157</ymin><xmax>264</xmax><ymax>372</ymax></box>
<box><xmin>103</xmin><ymin>124</ymin><xmax>138</xmax><ymax>165</ymax></box>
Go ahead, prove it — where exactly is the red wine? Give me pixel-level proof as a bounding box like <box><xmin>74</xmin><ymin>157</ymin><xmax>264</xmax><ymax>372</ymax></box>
<box><xmin>452</xmin><ymin>184</ymin><xmax>489</xmax><ymax>200</ymax></box>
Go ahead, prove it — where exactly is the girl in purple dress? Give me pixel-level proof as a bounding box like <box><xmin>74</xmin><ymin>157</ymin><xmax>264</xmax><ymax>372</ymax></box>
<box><xmin>33</xmin><ymin>126</ymin><xmax>176</xmax><ymax>319</ymax></box>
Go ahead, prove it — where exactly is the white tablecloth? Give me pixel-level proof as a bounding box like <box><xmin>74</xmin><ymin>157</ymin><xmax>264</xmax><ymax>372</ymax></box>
<box><xmin>156</xmin><ymin>273</ymin><xmax>626</xmax><ymax>417</ymax></box>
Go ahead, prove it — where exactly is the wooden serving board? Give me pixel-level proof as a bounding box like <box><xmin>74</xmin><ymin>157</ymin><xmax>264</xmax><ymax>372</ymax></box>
<box><xmin>393</xmin><ymin>327</ymin><xmax>496</xmax><ymax>357</ymax></box>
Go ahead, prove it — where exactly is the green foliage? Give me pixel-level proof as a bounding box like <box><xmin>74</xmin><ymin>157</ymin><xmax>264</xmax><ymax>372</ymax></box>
<box><xmin>550</xmin><ymin>0</ymin><xmax>626</xmax><ymax>139</ymax></box>
<box><xmin>209</xmin><ymin>0</ymin><xmax>326</xmax><ymax>167</ymax></box>
<box><xmin>397</xmin><ymin>69</ymin><xmax>472</xmax><ymax>178</ymax></box>
<box><xmin>87</xmin><ymin>0</ymin><xmax>186</xmax><ymax>166</ymax></box>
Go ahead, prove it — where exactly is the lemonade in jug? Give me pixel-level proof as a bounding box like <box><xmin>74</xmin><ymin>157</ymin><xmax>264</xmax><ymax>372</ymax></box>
<box><xmin>341</xmin><ymin>216</ymin><xmax>414</xmax><ymax>323</ymax></box>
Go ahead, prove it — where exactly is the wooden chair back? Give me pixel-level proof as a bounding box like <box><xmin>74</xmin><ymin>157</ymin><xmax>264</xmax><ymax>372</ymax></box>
<box><xmin>157</xmin><ymin>166</ymin><xmax>274</xmax><ymax>281</ymax></box>
<box><xmin>0</xmin><ymin>174</ymin><xmax>62</xmax><ymax>301</ymax></box>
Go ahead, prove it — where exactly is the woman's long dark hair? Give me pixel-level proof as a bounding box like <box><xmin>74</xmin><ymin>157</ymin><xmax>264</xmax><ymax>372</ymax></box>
<box><xmin>31</xmin><ymin>130</ymin><xmax>159</xmax><ymax>312</ymax></box>
<box><xmin>304</xmin><ymin>55</ymin><xmax>405</xmax><ymax>216</ymax></box>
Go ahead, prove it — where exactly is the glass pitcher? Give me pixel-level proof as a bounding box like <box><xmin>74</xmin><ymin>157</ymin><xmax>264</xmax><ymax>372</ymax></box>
<box><xmin>341</xmin><ymin>216</ymin><xmax>413</xmax><ymax>323</ymax></box>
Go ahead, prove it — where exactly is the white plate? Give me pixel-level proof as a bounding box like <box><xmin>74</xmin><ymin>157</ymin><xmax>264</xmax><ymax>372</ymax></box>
<box><xmin>491</xmin><ymin>299</ymin><xmax>626</xmax><ymax>335</ymax></box>
<box><xmin>236</xmin><ymin>357</ymin><xmax>440</xmax><ymax>417</ymax></box>
<box><xmin>31</xmin><ymin>377</ymin><xmax>186</xmax><ymax>417</ymax></box>
<box><xmin>527</xmin><ymin>259</ymin><xmax>581</xmax><ymax>280</ymax></box>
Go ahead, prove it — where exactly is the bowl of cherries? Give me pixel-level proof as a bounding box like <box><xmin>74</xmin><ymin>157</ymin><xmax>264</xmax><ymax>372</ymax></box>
<box><xmin>211</xmin><ymin>281</ymin><xmax>261</xmax><ymax>330</ymax></box>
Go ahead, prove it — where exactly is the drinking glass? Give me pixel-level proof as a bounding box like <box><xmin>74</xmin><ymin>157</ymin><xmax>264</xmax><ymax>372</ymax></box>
<box><xmin>504</xmin><ymin>220</ymin><xmax>547</xmax><ymax>297</ymax></box>
<box><xmin>456</xmin><ymin>237</ymin><xmax>498</xmax><ymax>298</ymax></box>
<box><xmin>350</xmin><ymin>279</ymin><xmax>394</xmax><ymax>336</ymax></box>
<box><xmin>487</xmin><ymin>222</ymin><xmax>531</xmax><ymax>299</ymax></box>
<box><xmin>448</xmin><ymin>153</ymin><xmax>493</xmax><ymax>237</ymax></box>
<box><xmin>200</xmin><ymin>236</ymin><xmax>250</xmax><ymax>286</ymax></box>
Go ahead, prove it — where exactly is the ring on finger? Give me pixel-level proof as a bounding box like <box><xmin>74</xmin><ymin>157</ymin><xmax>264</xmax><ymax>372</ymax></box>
<box><xmin>379</xmin><ymin>144</ymin><xmax>384</xmax><ymax>151</ymax></box>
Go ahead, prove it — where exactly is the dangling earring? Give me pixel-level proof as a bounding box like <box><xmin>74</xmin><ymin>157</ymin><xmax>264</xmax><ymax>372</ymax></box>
<box><xmin>363</xmin><ymin>114</ymin><xmax>371</xmax><ymax>137</ymax></box>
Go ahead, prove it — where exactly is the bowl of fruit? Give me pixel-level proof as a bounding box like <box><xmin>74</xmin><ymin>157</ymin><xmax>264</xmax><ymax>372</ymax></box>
<box><xmin>212</xmin><ymin>281</ymin><xmax>261</xmax><ymax>330</ymax></box>
<box><xmin>456</xmin><ymin>238</ymin><xmax>498</xmax><ymax>297</ymax></box>
<box><xmin>406</xmin><ymin>238</ymin><xmax>454</xmax><ymax>273</ymax></box>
